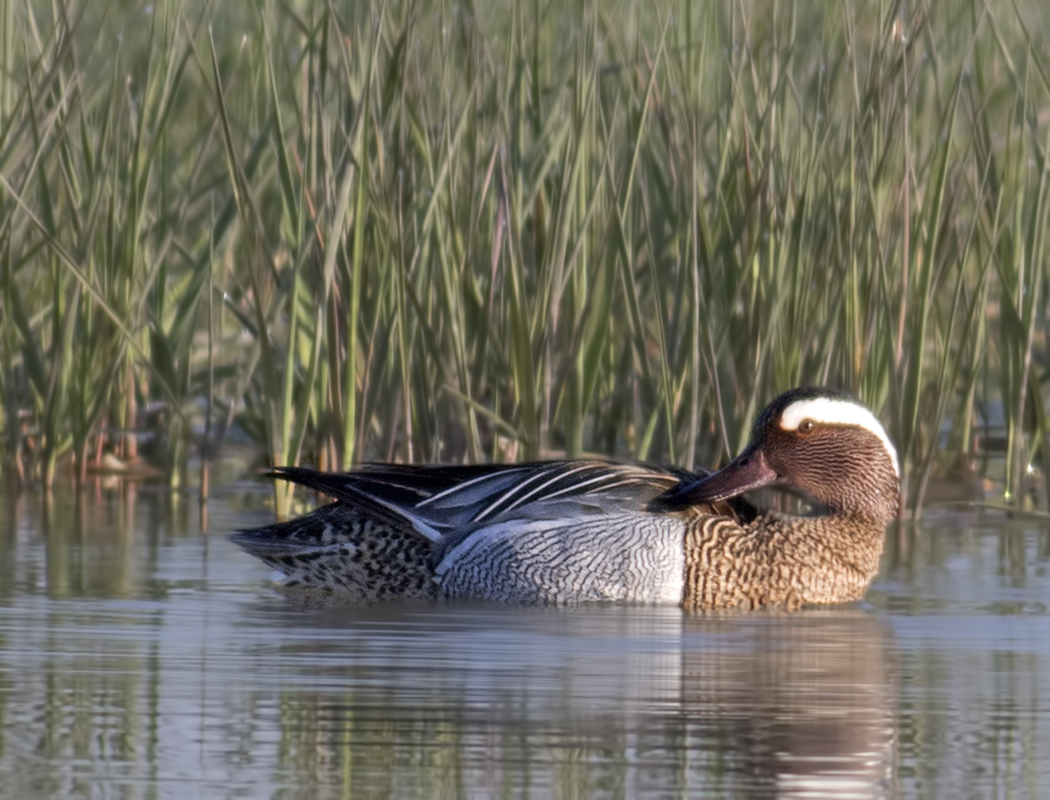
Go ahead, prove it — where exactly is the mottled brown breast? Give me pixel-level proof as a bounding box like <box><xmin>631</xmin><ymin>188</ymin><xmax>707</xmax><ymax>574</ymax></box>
<box><xmin>681</xmin><ymin>511</ymin><xmax>886</xmax><ymax>611</ymax></box>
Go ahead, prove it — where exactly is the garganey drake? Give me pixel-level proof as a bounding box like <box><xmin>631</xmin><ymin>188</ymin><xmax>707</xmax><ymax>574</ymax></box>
<box><xmin>233</xmin><ymin>387</ymin><xmax>899</xmax><ymax>610</ymax></box>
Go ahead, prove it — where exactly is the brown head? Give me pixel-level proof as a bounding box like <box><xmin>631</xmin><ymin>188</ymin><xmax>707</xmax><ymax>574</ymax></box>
<box><xmin>662</xmin><ymin>387</ymin><xmax>900</xmax><ymax>525</ymax></box>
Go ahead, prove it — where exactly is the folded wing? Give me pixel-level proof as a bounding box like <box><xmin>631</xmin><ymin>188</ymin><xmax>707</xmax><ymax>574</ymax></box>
<box><xmin>263</xmin><ymin>460</ymin><xmax>685</xmax><ymax>543</ymax></box>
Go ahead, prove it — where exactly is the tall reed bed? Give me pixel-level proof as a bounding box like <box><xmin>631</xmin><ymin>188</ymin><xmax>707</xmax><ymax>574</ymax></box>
<box><xmin>1</xmin><ymin>1</ymin><xmax>1049</xmax><ymax>512</ymax></box>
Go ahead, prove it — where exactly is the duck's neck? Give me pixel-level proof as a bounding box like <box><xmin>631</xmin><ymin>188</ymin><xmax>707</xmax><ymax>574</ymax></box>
<box><xmin>682</xmin><ymin>512</ymin><xmax>887</xmax><ymax>610</ymax></box>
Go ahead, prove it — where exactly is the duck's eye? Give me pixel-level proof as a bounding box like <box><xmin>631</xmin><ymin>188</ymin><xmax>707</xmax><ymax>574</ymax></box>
<box><xmin>799</xmin><ymin>420</ymin><xmax>816</xmax><ymax>433</ymax></box>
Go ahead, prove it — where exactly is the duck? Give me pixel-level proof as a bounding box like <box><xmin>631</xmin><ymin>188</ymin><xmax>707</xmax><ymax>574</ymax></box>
<box><xmin>232</xmin><ymin>386</ymin><xmax>900</xmax><ymax>610</ymax></box>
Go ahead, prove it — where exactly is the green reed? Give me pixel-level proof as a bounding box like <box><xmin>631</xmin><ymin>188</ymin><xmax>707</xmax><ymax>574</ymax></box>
<box><xmin>2</xmin><ymin>0</ymin><xmax>1049</xmax><ymax>512</ymax></box>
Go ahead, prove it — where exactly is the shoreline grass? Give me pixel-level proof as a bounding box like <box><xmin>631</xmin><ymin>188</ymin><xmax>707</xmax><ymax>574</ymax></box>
<box><xmin>2</xmin><ymin>1</ymin><xmax>1050</xmax><ymax>514</ymax></box>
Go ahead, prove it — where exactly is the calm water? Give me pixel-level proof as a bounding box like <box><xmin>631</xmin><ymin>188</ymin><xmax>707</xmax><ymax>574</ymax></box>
<box><xmin>1</xmin><ymin>484</ymin><xmax>1049</xmax><ymax>798</ymax></box>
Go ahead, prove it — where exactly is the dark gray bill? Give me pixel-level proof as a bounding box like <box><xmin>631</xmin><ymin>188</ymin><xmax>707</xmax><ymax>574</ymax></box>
<box><xmin>658</xmin><ymin>446</ymin><xmax>778</xmax><ymax>506</ymax></box>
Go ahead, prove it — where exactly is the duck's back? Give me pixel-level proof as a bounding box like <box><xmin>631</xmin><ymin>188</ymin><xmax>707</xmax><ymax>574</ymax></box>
<box><xmin>235</xmin><ymin>459</ymin><xmax>709</xmax><ymax>606</ymax></box>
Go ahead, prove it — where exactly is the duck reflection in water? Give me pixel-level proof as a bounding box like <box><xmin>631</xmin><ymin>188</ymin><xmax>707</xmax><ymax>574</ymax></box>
<box><xmin>678</xmin><ymin>610</ymin><xmax>895</xmax><ymax>797</ymax></box>
<box><xmin>266</xmin><ymin>606</ymin><xmax>895</xmax><ymax>798</ymax></box>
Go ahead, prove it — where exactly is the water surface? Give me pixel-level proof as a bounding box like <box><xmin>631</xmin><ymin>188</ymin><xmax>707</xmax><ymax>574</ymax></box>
<box><xmin>0</xmin><ymin>486</ymin><xmax>1047</xmax><ymax>798</ymax></box>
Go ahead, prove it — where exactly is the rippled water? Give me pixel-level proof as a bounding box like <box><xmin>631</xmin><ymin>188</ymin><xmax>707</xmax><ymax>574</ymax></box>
<box><xmin>1</xmin><ymin>485</ymin><xmax>1048</xmax><ymax>798</ymax></box>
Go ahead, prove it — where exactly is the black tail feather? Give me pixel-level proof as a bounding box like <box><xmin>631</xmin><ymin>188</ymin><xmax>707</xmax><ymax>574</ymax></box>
<box><xmin>265</xmin><ymin>466</ymin><xmax>444</xmax><ymax>541</ymax></box>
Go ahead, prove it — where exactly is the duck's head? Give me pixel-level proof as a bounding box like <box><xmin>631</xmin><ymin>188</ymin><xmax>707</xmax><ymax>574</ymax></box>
<box><xmin>664</xmin><ymin>387</ymin><xmax>900</xmax><ymax>524</ymax></box>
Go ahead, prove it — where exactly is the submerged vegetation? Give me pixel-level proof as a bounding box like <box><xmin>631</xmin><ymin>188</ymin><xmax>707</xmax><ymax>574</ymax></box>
<box><xmin>2</xmin><ymin>0</ymin><xmax>1050</xmax><ymax>513</ymax></box>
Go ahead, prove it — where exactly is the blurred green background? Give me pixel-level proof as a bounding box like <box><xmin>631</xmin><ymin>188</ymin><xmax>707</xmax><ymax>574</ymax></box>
<box><xmin>2</xmin><ymin>0</ymin><xmax>1050</xmax><ymax>514</ymax></box>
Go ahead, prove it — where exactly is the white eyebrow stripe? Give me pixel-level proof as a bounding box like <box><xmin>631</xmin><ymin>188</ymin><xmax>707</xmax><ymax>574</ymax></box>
<box><xmin>779</xmin><ymin>397</ymin><xmax>900</xmax><ymax>477</ymax></box>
